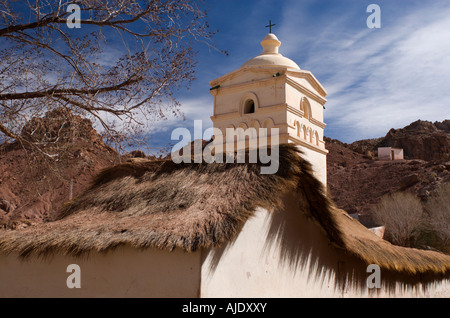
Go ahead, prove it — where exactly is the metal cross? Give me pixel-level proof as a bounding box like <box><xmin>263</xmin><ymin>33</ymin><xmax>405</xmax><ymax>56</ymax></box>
<box><xmin>265</xmin><ymin>20</ymin><xmax>276</xmax><ymax>33</ymax></box>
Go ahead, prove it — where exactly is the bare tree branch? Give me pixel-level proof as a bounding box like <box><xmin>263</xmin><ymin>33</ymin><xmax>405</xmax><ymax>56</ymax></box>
<box><xmin>0</xmin><ymin>0</ymin><xmax>221</xmax><ymax>154</ymax></box>
<box><xmin>0</xmin><ymin>75</ymin><xmax>141</xmax><ymax>101</ymax></box>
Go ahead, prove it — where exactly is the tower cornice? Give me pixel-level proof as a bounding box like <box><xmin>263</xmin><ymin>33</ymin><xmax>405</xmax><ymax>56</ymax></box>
<box><xmin>285</xmin><ymin>76</ymin><xmax>327</xmax><ymax>105</ymax></box>
<box><xmin>286</xmin><ymin>70</ymin><xmax>327</xmax><ymax>98</ymax></box>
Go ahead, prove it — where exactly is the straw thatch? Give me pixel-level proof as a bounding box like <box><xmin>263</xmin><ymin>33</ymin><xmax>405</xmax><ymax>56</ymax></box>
<box><xmin>0</xmin><ymin>144</ymin><xmax>449</xmax><ymax>276</ymax></box>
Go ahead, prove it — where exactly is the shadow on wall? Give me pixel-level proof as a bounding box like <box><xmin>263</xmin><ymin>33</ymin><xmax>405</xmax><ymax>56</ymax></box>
<box><xmin>204</xmin><ymin>191</ymin><xmax>448</xmax><ymax>297</ymax></box>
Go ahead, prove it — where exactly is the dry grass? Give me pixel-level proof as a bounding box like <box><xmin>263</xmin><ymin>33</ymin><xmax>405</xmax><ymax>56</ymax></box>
<box><xmin>334</xmin><ymin>207</ymin><xmax>450</xmax><ymax>275</ymax></box>
<box><xmin>371</xmin><ymin>191</ymin><xmax>424</xmax><ymax>247</ymax></box>
<box><xmin>0</xmin><ymin>144</ymin><xmax>449</xmax><ymax>276</ymax></box>
<box><xmin>425</xmin><ymin>183</ymin><xmax>450</xmax><ymax>246</ymax></box>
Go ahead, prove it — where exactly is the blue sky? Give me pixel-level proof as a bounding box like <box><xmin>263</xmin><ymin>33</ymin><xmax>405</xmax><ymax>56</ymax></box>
<box><xmin>146</xmin><ymin>0</ymin><xmax>450</xmax><ymax>152</ymax></box>
<box><xmin>5</xmin><ymin>1</ymin><xmax>449</xmax><ymax>152</ymax></box>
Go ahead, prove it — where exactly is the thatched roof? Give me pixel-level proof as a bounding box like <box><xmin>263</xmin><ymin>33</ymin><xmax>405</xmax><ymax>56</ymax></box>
<box><xmin>0</xmin><ymin>144</ymin><xmax>449</xmax><ymax>276</ymax></box>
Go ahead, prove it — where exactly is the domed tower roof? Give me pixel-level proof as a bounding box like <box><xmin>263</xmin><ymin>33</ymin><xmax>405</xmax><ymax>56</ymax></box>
<box><xmin>241</xmin><ymin>33</ymin><xmax>300</xmax><ymax>70</ymax></box>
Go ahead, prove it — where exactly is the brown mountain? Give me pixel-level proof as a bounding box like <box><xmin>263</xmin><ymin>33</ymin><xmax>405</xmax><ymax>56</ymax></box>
<box><xmin>326</xmin><ymin>119</ymin><xmax>450</xmax><ymax>226</ymax></box>
<box><xmin>1</xmin><ymin>111</ymin><xmax>448</xmax><ymax>230</ymax></box>
<box><xmin>349</xmin><ymin>120</ymin><xmax>449</xmax><ymax>161</ymax></box>
<box><xmin>0</xmin><ymin>108</ymin><xmax>121</xmax><ymax>228</ymax></box>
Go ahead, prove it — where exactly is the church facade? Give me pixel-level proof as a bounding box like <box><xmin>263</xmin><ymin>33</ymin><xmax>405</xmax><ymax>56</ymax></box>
<box><xmin>209</xmin><ymin>33</ymin><xmax>328</xmax><ymax>184</ymax></box>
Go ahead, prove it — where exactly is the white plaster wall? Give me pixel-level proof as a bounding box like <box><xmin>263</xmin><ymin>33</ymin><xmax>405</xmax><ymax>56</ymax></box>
<box><xmin>0</xmin><ymin>205</ymin><xmax>448</xmax><ymax>298</ymax></box>
<box><xmin>378</xmin><ymin>147</ymin><xmax>392</xmax><ymax>160</ymax></box>
<box><xmin>295</xmin><ymin>144</ymin><xmax>327</xmax><ymax>185</ymax></box>
<box><xmin>216</xmin><ymin>69</ymin><xmax>278</xmax><ymax>87</ymax></box>
<box><xmin>214</xmin><ymin>81</ymin><xmax>285</xmax><ymax>116</ymax></box>
<box><xmin>308</xmin><ymin>98</ymin><xmax>325</xmax><ymax>122</ymax></box>
<box><xmin>289</xmin><ymin>77</ymin><xmax>322</xmax><ymax>98</ymax></box>
<box><xmin>200</xmin><ymin>202</ymin><xmax>348</xmax><ymax>297</ymax></box>
<box><xmin>393</xmin><ymin>148</ymin><xmax>404</xmax><ymax>160</ymax></box>
<box><xmin>200</xmin><ymin>207</ymin><xmax>334</xmax><ymax>297</ymax></box>
<box><xmin>200</xmin><ymin>194</ymin><xmax>450</xmax><ymax>298</ymax></box>
<box><xmin>213</xmin><ymin>116</ymin><xmax>287</xmax><ymax>151</ymax></box>
<box><xmin>287</xmin><ymin>113</ymin><xmax>325</xmax><ymax>145</ymax></box>
<box><xmin>285</xmin><ymin>85</ymin><xmax>303</xmax><ymax>110</ymax></box>
<box><xmin>214</xmin><ymin>92</ymin><xmax>240</xmax><ymax>115</ymax></box>
<box><xmin>239</xmin><ymin>111</ymin><xmax>286</xmax><ymax>130</ymax></box>
<box><xmin>285</xmin><ymin>86</ymin><xmax>324</xmax><ymax>122</ymax></box>
<box><xmin>285</xmin><ymin>79</ymin><xmax>325</xmax><ymax>121</ymax></box>
<box><xmin>0</xmin><ymin>246</ymin><xmax>201</xmax><ymax>298</ymax></box>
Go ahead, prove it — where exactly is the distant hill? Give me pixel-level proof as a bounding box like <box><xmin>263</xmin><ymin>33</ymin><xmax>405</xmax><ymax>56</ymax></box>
<box><xmin>0</xmin><ymin>108</ymin><xmax>167</xmax><ymax>229</ymax></box>
<box><xmin>1</xmin><ymin>111</ymin><xmax>448</xmax><ymax>231</ymax></box>
<box><xmin>0</xmin><ymin>108</ymin><xmax>121</xmax><ymax>228</ymax></box>
<box><xmin>325</xmin><ymin>119</ymin><xmax>450</xmax><ymax>227</ymax></box>
<box><xmin>348</xmin><ymin>120</ymin><xmax>450</xmax><ymax>161</ymax></box>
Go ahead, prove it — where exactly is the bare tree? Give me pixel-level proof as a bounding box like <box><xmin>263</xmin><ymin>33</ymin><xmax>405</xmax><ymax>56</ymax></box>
<box><xmin>425</xmin><ymin>183</ymin><xmax>450</xmax><ymax>246</ymax></box>
<box><xmin>372</xmin><ymin>191</ymin><xmax>423</xmax><ymax>247</ymax></box>
<box><xmin>0</xmin><ymin>0</ymin><xmax>221</xmax><ymax>155</ymax></box>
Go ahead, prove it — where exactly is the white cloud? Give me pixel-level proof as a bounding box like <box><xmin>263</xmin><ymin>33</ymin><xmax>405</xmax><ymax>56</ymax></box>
<box><xmin>277</xmin><ymin>1</ymin><xmax>450</xmax><ymax>142</ymax></box>
<box><xmin>149</xmin><ymin>96</ymin><xmax>214</xmax><ymax>134</ymax></box>
<box><xmin>95</xmin><ymin>1</ymin><xmax>450</xmax><ymax>147</ymax></box>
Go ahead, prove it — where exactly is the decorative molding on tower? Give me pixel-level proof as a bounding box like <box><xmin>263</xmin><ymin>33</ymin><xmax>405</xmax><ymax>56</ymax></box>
<box><xmin>209</xmin><ymin>32</ymin><xmax>329</xmax><ymax>184</ymax></box>
<box><xmin>285</xmin><ymin>77</ymin><xmax>327</xmax><ymax>105</ymax></box>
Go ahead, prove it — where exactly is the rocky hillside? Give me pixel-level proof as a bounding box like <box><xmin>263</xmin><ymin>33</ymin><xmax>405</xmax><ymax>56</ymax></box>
<box><xmin>0</xmin><ymin>108</ymin><xmax>122</xmax><ymax>228</ymax></box>
<box><xmin>326</xmin><ymin>119</ymin><xmax>450</xmax><ymax>227</ymax></box>
<box><xmin>1</xmin><ymin>111</ymin><xmax>448</xmax><ymax>230</ymax></box>
<box><xmin>349</xmin><ymin>120</ymin><xmax>449</xmax><ymax>161</ymax></box>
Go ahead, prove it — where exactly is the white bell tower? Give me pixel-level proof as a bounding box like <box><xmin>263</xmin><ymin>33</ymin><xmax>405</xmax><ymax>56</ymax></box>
<box><xmin>209</xmin><ymin>33</ymin><xmax>328</xmax><ymax>185</ymax></box>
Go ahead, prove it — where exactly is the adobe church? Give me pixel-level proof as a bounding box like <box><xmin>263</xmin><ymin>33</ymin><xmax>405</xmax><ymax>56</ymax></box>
<box><xmin>0</xmin><ymin>33</ymin><xmax>449</xmax><ymax>298</ymax></box>
<box><xmin>210</xmin><ymin>32</ymin><xmax>328</xmax><ymax>185</ymax></box>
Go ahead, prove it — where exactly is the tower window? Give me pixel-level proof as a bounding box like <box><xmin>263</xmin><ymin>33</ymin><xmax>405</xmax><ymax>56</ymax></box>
<box><xmin>300</xmin><ymin>97</ymin><xmax>312</xmax><ymax>120</ymax></box>
<box><xmin>243</xmin><ymin>99</ymin><xmax>255</xmax><ymax>114</ymax></box>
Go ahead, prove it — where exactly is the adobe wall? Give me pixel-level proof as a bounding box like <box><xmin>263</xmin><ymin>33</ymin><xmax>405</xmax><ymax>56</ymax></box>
<box><xmin>0</xmin><ymin>194</ymin><xmax>448</xmax><ymax>297</ymax></box>
<box><xmin>378</xmin><ymin>147</ymin><xmax>393</xmax><ymax>160</ymax></box>
<box><xmin>378</xmin><ymin>147</ymin><xmax>404</xmax><ymax>160</ymax></box>
<box><xmin>200</xmin><ymin>192</ymin><xmax>450</xmax><ymax>297</ymax></box>
<box><xmin>0</xmin><ymin>246</ymin><xmax>201</xmax><ymax>297</ymax></box>
<box><xmin>295</xmin><ymin>143</ymin><xmax>327</xmax><ymax>185</ymax></box>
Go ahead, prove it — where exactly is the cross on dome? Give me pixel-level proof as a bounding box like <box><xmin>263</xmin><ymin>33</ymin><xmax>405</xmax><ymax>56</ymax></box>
<box><xmin>265</xmin><ymin>20</ymin><xmax>276</xmax><ymax>33</ymax></box>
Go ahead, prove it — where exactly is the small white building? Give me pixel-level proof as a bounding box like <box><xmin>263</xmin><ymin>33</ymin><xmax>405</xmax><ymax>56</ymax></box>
<box><xmin>378</xmin><ymin>147</ymin><xmax>404</xmax><ymax>160</ymax></box>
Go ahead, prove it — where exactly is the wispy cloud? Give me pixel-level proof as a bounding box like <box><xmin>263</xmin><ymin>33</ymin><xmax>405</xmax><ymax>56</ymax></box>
<box><xmin>150</xmin><ymin>96</ymin><xmax>214</xmax><ymax>134</ymax></box>
<box><xmin>135</xmin><ymin>96</ymin><xmax>214</xmax><ymax>152</ymax></box>
<box><xmin>277</xmin><ymin>1</ymin><xmax>450</xmax><ymax>142</ymax></box>
<box><xmin>104</xmin><ymin>0</ymin><xmax>450</xmax><ymax>148</ymax></box>
<box><xmin>87</xmin><ymin>95</ymin><xmax>213</xmax><ymax>155</ymax></box>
